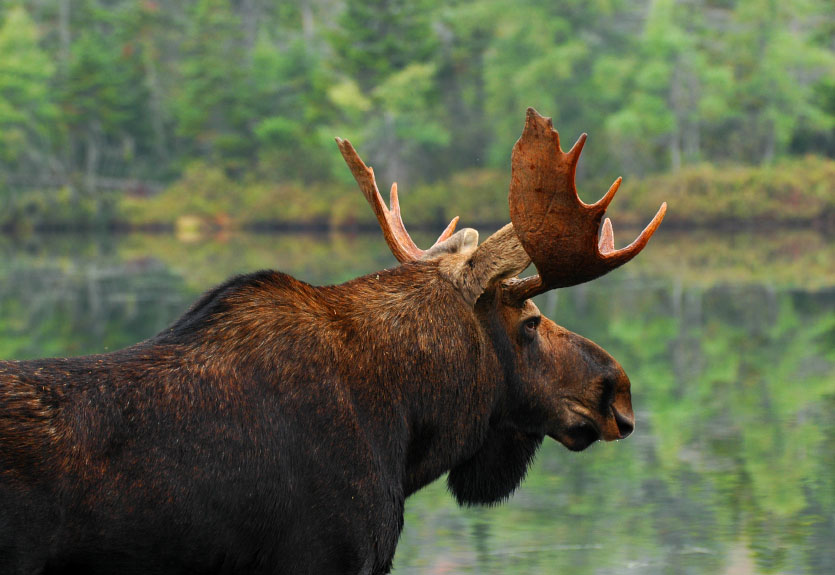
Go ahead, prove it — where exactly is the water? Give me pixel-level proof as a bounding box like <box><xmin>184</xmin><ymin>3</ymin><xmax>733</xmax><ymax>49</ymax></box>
<box><xmin>1</xmin><ymin>228</ymin><xmax>833</xmax><ymax>574</ymax></box>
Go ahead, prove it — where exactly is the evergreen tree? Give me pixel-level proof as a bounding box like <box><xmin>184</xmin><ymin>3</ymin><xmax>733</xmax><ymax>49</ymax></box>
<box><xmin>605</xmin><ymin>0</ymin><xmax>696</xmax><ymax>173</ymax></box>
<box><xmin>332</xmin><ymin>0</ymin><xmax>439</xmax><ymax>92</ymax></box>
<box><xmin>249</xmin><ymin>30</ymin><xmax>333</xmax><ymax>182</ymax></box>
<box><xmin>57</xmin><ymin>0</ymin><xmax>169</xmax><ymax>189</ymax></box>
<box><xmin>0</xmin><ymin>5</ymin><xmax>58</xmax><ymax>172</ymax></box>
<box><xmin>116</xmin><ymin>0</ymin><xmax>171</xmax><ymax>175</ymax></box>
<box><xmin>725</xmin><ymin>0</ymin><xmax>835</xmax><ymax>163</ymax></box>
<box><xmin>175</xmin><ymin>0</ymin><xmax>249</xmax><ymax>168</ymax></box>
<box><xmin>477</xmin><ymin>0</ymin><xmax>632</xmax><ymax>175</ymax></box>
<box><xmin>330</xmin><ymin>0</ymin><xmax>446</xmax><ymax>185</ymax></box>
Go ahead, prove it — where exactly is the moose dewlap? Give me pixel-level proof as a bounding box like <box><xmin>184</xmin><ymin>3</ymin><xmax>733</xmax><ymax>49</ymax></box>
<box><xmin>0</xmin><ymin>108</ymin><xmax>665</xmax><ymax>575</ymax></box>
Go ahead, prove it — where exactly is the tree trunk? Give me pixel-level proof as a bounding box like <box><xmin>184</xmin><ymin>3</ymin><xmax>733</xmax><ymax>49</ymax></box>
<box><xmin>59</xmin><ymin>0</ymin><xmax>71</xmax><ymax>72</ymax></box>
<box><xmin>669</xmin><ymin>134</ymin><xmax>681</xmax><ymax>172</ymax></box>
<box><xmin>669</xmin><ymin>58</ymin><xmax>684</xmax><ymax>172</ymax></box>
<box><xmin>301</xmin><ymin>0</ymin><xmax>315</xmax><ymax>43</ymax></box>
<box><xmin>84</xmin><ymin>126</ymin><xmax>101</xmax><ymax>197</ymax></box>
<box><xmin>240</xmin><ymin>0</ymin><xmax>260</xmax><ymax>52</ymax></box>
<box><xmin>59</xmin><ymin>0</ymin><xmax>72</xmax><ymax>179</ymax></box>
<box><xmin>142</xmin><ymin>37</ymin><xmax>168</xmax><ymax>162</ymax></box>
<box><xmin>762</xmin><ymin>116</ymin><xmax>776</xmax><ymax>163</ymax></box>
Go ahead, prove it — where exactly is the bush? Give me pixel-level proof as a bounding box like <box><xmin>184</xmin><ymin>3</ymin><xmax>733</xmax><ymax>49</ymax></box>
<box><xmin>613</xmin><ymin>156</ymin><xmax>835</xmax><ymax>227</ymax></box>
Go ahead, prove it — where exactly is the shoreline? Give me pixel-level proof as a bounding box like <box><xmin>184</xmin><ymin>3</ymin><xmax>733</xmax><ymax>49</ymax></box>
<box><xmin>2</xmin><ymin>214</ymin><xmax>833</xmax><ymax>237</ymax></box>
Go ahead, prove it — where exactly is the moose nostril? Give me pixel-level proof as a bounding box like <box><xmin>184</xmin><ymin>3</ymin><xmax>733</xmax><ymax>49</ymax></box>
<box><xmin>614</xmin><ymin>410</ymin><xmax>634</xmax><ymax>439</ymax></box>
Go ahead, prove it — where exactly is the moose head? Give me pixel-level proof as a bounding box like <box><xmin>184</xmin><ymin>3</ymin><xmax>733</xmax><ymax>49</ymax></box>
<box><xmin>336</xmin><ymin>107</ymin><xmax>666</xmax><ymax>503</ymax></box>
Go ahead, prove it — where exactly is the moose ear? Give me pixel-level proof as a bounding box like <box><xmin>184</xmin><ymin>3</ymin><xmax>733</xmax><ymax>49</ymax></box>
<box><xmin>421</xmin><ymin>228</ymin><xmax>479</xmax><ymax>261</ymax></box>
<box><xmin>439</xmin><ymin>224</ymin><xmax>531</xmax><ymax>306</ymax></box>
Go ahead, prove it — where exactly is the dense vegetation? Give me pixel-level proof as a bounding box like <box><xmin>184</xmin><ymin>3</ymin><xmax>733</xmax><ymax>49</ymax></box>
<box><xmin>0</xmin><ymin>0</ymin><xmax>833</xmax><ymax>229</ymax></box>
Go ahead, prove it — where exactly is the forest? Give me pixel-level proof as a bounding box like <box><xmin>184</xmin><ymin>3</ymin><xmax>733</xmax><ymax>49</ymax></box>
<box><xmin>0</xmin><ymin>0</ymin><xmax>833</xmax><ymax>230</ymax></box>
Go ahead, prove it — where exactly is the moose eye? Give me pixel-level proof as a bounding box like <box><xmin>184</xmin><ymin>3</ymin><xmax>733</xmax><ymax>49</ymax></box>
<box><xmin>521</xmin><ymin>316</ymin><xmax>541</xmax><ymax>340</ymax></box>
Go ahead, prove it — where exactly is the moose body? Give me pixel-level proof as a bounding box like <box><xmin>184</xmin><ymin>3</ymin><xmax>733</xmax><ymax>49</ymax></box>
<box><xmin>0</xmin><ymin>110</ymin><xmax>665</xmax><ymax>574</ymax></box>
<box><xmin>0</xmin><ymin>267</ymin><xmax>497</xmax><ymax>573</ymax></box>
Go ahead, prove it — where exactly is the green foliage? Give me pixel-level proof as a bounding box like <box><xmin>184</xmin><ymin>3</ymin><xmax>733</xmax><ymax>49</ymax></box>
<box><xmin>616</xmin><ymin>155</ymin><xmax>835</xmax><ymax>226</ymax></box>
<box><xmin>724</xmin><ymin>0</ymin><xmax>835</xmax><ymax>163</ymax></box>
<box><xmin>478</xmin><ymin>0</ymin><xmax>593</xmax><ymax>165</ymax></box>
<box><xmin>605</xmin><ymin>0</ymin><xmax>721</xmax><ymax>172</ymax></box>
<box><xmin>248</xmin><ymin>31</ymin><xmax>333</xmax><ymax>182</ymax></box>
<box><xmin>64</xmin><ymin>33</ymin><xmax>124</xmax><ymax>134</ymax></box>
<box><xmin>0</xmin><ymin>0</ymin><xmax>833</xmax><ymax>228</ymax></box>
<box><xmin>0</xmin><ymin>5</ymin><xmax>58</xmax><ymax>167</ymax></box>
<box><xmin>372</xmin><ymin>62</ymin><xmax>450</xmax><ymax>149</ymax></box>
<box><xmin>332</xmin><ymin>0</ymin><xmax>440</xmax><ymax>92</ymax></box>
<box><xmin>113</xmin><ymin>155</ymin><xmax>835</xmax><ymax>232</ymax></box>
<box><xmin>175</xmin><ymin>0</ymin><xmax>249</xmax><ymax>166</ymax></box>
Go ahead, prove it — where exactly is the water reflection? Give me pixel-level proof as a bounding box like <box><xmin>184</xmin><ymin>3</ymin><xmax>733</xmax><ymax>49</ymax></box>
<box><xmin>0</xmin><ymin>229</ymin><xmax>832</xmax><ymax>574</ymax></box>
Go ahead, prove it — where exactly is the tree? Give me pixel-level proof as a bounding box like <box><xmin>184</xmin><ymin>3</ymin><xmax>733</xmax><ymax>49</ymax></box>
<box><xmin>332</xmin><ymin>0</ymin><xmax>439</xmax><ymax>92</ymax></box>
<box><xmin>329</xmin><ymin>0</ymin><xmax>446</xmax><ymax>186</ymax></box>
<box><xmin>724</xmin><ymin>0</ymin><xmax>835</xmax><ymax>163</ymax></box>
<box><xmin>247</xmin><ymin>28</ymin><xmax>334</xmax><ymax>182</ymax></box>
<box><xmin>470</xmin><ymin>0</ymin><xmax>643</xmax><ymax>180</ymax></box>
<box><xmin>117</xmin><ymin>0</ymin><xmax>172</xmax><ymax>174</ymax></box>
<box><xmin>175</xmin><ymin>0</ymin><xmax>249</xmax><ymax>168</ymax></box>
<box><xmin>0</xmin><ymin>5</ymin><xmax>59</xmax><ymax>173</ymax></box>
<box><xmin>604</xmin><ymin>0</ymin><xmax>734</xmax><ymax>174</ymax></box>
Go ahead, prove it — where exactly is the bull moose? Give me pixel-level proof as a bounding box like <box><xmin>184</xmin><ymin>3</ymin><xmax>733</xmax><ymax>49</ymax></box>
<box><xmin>0</xmin><ymin>109</ymin><xmax>665</xmax><ymax>574</ymax></box>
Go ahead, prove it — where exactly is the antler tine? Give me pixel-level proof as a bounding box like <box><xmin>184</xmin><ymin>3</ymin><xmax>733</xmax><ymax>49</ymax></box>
<box><xmin>505</xmin><ymin>108</ymin><xmax>666</xmax><ymax>302</ymax></box>
<box><xmin>335</xmin><ymin>138</ymin><xmax>458</xmax><ymax>263</ymax></box>
<box><xmin>590</xmin><ymin>177</ymin><xmax>622</xmax><ymax>213</ymax></box>
<box><xmin>435</xmin><ymin>216</ymin><xmax>460</xmax><ymax>244</ymax></box>
<box><xmin>567</xmin><ymin>133</ymin><xmax>587</xmax><ymax>176</ymax></box>
<box><xmin>601</xmin><ymin>202</ymin><xmax>667</xmax><ymax>265</ymax></box>
<box><xmin>500</xmin><ymin>274</ymin><xmax>544</xmax><ymax>305</ymax></box>
<box><xmin>386</xmin><ymin>182</ymin><xmax>418</xmax><ymax>255</ymax></box>
<box><xmin>598</xmin><ymin>217</ymin><xmax>615</xmax><ymax>254</ymax></box>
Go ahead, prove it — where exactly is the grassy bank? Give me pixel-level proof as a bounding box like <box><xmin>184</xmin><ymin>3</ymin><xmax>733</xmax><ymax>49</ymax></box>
<box><xmin>2</xmin><ymin>156</ymin><xmax>834</xmax><ymax>233</ymax></box>
<box><xmin>119</xmin><ymin>155</ymin><xmax>835</xmax><ymax>232</ymax></box>
<box><xmin>615</xmin><ymin>155</ymin><xmax>835</xmax><ymax>229</ymax></box>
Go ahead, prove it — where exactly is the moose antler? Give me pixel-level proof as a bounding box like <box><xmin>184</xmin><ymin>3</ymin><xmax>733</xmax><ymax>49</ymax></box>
<box><xmin>504</xmin><ymin>108</ymin><xmax>666</xmax><ymax>301</ymax></box>
<box><xmin>336</xmin><ymin>138</ymin><xmax>459</xmax><ymax>263</ymax></box>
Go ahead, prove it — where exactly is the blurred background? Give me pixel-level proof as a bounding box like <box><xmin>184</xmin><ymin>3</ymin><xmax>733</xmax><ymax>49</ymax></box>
<box><xmin>0</xmin><ymin>0</ymin><xmax>833</xmax><ymax>573</ymax></box>
<box><xmin>0</xmin><ymin>0</ymin><xmax>833</xmax><ymax>230</ymax></box>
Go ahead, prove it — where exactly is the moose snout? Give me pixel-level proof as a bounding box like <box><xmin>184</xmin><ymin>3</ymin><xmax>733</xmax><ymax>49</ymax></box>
<box><xmin>603</xmin><ymin>378</ymin><xmax>634</xmax><ymax>441</ymax></box>
<box><xmin>613</xmin><ymin>407</ymin><xmax>634</xmax><ymax>439</ymax></box>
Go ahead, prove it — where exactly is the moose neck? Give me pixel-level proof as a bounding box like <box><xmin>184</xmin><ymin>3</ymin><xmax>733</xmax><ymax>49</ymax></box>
<box><xmin>441</xmin><ymin>287</ymin><xmax>546</xmax><ymax>505</ymax></box>
<box><xmin>323</xmin><ymin>263</ymin><xmax>507</xmax><ymax>496</ymax></box>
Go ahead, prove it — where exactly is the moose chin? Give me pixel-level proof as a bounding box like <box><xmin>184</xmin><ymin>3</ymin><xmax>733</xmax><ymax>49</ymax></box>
<box><xmin>0</xmin><ymin>108</ymin><xmax>665</xmax><ymax>575</ymax></box>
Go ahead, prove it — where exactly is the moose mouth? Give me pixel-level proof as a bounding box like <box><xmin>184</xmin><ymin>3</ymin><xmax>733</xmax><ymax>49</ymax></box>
<box><xmin>552</xmin><ymin>403</ymin><xmax>635</xmax><ymax>451</ymax></box>
<box><xmin>557</xmin><ymin>418</ymin><xmax>601</xmax><ymax>452</ymax></box>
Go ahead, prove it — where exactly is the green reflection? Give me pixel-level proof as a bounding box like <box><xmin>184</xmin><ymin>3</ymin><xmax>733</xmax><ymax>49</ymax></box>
<box><xmin>0</xmin><ymin>229</ymin><xmax>832</xmax><ymax>574</ymax></box>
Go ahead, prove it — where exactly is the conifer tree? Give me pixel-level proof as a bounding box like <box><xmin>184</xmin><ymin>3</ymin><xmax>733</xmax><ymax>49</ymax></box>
<box><xmin>175</xmin><ymin>0</ymin><xmax>249</xmax><ymax>167</ymax></box>
<box><xmin>0</xmin><ymin>5</ymin><xmax>58</xmax><ymax>172</ymax></box>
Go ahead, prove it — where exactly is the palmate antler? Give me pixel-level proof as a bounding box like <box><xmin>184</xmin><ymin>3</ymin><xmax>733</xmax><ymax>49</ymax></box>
<box><xmin>335</xmin><ymin>138</ymin><xmax>459</xmax><ymax>263</ymax></box>
<box><xmin>503</xmin><ymin>108</ymin><xmax>666</xmax><ymax>301</ymax></box>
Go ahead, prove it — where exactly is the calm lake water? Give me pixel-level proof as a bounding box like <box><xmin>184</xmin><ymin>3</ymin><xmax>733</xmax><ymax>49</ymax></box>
<box><xmin>1</xmin><ymin>227</ymin><xmax>833</xmax><ymax>574</ymax></box>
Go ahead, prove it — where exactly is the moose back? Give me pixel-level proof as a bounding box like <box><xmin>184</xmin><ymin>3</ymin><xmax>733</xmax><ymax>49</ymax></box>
<box><xmin>0</xmin><ymin>109</ymin><xmax>665</xmax><ymax>575</ymax></box>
